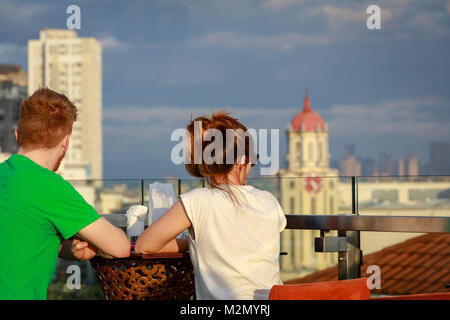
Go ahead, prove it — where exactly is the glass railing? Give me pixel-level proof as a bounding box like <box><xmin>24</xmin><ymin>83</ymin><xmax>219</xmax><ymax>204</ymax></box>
<box><xmin>357</xmin><ymin>175</ymin><xmax>450</xmax><ymax>217</ymax></box>
<box><xmin>48</xmin><ymin>175</ymin><xmax>450</xmax><ymax>299</ymax></box>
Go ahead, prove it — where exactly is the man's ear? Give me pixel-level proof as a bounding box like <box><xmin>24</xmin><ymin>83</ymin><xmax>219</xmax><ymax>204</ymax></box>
<box><xmin>15</xmin><ymin>130</ymin><xmax>19</xmax><ymax>144</ymax></box>
<box><xmin>62</xmin><ymin>134</ymin><xmax>72</xmax><ymax>152</ymax></box>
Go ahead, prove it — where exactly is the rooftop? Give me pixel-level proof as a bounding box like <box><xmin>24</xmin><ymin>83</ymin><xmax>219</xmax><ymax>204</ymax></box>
<box><xmin>286</xmin><ymin>233</ymin><xmax>450</xmax><ymax>296</ymax></box>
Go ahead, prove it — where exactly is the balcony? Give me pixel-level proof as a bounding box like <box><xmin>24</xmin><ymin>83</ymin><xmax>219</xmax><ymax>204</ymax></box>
<box><xmin>49</xmin><ymin>175</ymin><xmax>450</xmax><ymax>300</ymax></box>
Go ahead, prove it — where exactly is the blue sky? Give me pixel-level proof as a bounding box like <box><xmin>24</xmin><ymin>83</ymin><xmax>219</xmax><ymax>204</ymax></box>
<box><xmin>1</xmin><ymin>0</ymin><xmax>450</xmax><ymax>178</ymax></box>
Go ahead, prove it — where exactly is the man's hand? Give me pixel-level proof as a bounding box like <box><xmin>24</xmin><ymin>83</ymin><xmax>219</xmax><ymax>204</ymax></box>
<box><xmin>71</xmin><ymin>238</ymin><xmax>98</xmax><ymax>261</ymax></box>
<box><xmin>59</xmin><ymin>237</ymin><xmax>98</xmax><ymax>260</ymax></box>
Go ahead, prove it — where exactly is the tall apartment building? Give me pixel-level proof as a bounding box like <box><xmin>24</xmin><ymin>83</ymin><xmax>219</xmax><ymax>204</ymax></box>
<box><xmin>0</xmin><ymin>64</ymin><xmax>27</xmax><ymax>154</ymax></box>
<box><xmin>398</xmin><ymin>154</ymin><xmax>419</xmax><ymax>176</ymax></box>
<box><xmin>339</xmin><ymin>154</ymin><xmax>362</xmax><ymax>176</ymax></box>
<box><xmin>28</xmin><ymin>29</ymin><xmax>102</xmax><ymax>179</ymax></box>
<box><xmin>429</xmin><ymin>141</ymin><xmax>450</xmax><ymax>175</ymax></box>
<box><xmin>378</xmin><ymin>152</ymin><xmax>395</xmax><ymax>176</ymax></box>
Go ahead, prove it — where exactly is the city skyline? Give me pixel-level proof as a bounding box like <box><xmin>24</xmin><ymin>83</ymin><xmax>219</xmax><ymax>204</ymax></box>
<box><xmin>0</xmin><ymin>0</ymin><xmax>449</xmax><ymax>178</ymax></box>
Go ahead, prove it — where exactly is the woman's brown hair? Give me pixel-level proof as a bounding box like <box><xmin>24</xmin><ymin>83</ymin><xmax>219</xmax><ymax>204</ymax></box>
<box><xmin>185</xmin><ymin>111</ymin><xmax>257</xmax><ymax>202</ymax></box>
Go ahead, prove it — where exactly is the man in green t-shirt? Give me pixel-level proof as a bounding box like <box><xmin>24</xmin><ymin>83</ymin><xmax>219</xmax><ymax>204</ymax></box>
<box><xmin>0</xmin><ymin>88</ymin><xmax>130</xmax><ymax>300</ymax></box>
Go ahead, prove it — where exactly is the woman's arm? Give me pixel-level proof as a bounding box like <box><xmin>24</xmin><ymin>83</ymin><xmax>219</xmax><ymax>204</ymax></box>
<box><xmin>135</xmin><ymin>200</ymin><xmax>192</xmax><ymax>254</ymax></box>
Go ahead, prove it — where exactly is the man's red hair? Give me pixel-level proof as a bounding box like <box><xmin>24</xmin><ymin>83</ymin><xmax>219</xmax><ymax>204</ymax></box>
<box><xmin>17</xmin><ymin>88</ymin><xmax>77</xmax><ymax>148</ymax></box>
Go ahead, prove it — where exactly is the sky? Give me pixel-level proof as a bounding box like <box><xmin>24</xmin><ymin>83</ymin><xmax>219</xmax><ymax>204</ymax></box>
<box><xmin>1</xmin><ymin>0</ymin><xmax>450</xmax><ymax>179</ymax></box>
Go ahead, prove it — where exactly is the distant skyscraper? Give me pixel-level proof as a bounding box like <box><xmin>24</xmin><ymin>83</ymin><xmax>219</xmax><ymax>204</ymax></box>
<box><xmin>339</xmin><ymin>154</ymin><xmax>362</xmax><ymax>176</ymax></box>
<box><xmin>338</xmin><ymin>145</ymin><xmax>361</xmax><ymax>176</ymax></box>
<box><xmin>28</xmin><ymin>29</ymin><xmax>103</xmax><ymax>179</ymax></box>
<box><xmin>378</xmin><ymin>153</ymin><xmax>394</xmax><ymax>176</ymax></box>
<box><xmin>343</xmin><ymin>144</ymin><xmax>355</xmax><ymax>158</ymax></box>
<box><xmin>429</xmin><ymin>141</ymin><xmax>450</xmax><ymax>175</ymax></box>
<box><xmin>0</xmin><ymin>64</ymin><xmax>27</xmax><ymax>154</ymax></box>
<box><xmin>398</xmin><ymin>154</ymin><xmax>419</xmax><ymax>176</ymax></box>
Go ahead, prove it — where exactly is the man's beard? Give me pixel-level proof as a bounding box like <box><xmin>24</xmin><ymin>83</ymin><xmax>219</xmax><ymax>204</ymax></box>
<box><xmin>53</xmin><ymin>149</ymin><xmax>66</xmax><ymax>172</ymax></box>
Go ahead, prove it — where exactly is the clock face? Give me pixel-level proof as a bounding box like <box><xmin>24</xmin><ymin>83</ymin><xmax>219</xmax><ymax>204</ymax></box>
<box><xmin>304</xmin><ymin>175</ymin><xmax>322</xmax><ymax>194</ymax></box>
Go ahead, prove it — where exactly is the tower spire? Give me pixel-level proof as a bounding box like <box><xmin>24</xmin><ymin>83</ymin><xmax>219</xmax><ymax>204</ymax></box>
<box><xmin>303</xmin><ymin>84</ymin><xmax>311</xmax><ymax>112</ymax></box>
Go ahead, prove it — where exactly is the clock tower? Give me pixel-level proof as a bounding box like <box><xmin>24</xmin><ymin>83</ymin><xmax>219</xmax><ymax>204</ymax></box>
<box><xmin>278</xmin><ymin>89</ymin><xmax>339</xmax><ymax>280</ymax></box>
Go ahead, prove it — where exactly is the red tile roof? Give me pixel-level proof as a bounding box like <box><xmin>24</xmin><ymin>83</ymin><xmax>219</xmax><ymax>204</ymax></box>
<box><xmin>284</xmin><ymin>233</ymin><xmax>450</xmax><ymax>296</ymax></box>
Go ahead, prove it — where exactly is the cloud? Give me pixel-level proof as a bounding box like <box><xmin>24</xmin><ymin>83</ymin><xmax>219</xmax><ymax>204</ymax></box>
<box><xmin>261</xmin><ymin>0</ymin><xmax>300</xmax><ymax>10</ymax></box>
<box><xmin>104</xmin><ymin>105</ymin><xmax>298</xmax><ymax>143</ymax></box>
<box><xmin>0</xmin><ymin>0</ymin><xmax>48</xmax><ymax>24</ymax></box>
<box><xmin>0</xmin><ymin>43</ymin><xmax>27</xmax><ymax>63</ymax></box>
<box><xmin>98</xmin><ymin>35</ymin><xmax>129</xmax><ymax>51</ymax></box>
<box><xmin>325</xmin><ymin>97</ymin><xmax>450</xmax><ymax>139</ymax></box>
<box><xmin>104</xmin><ymin>96</ymin><xmax>450</xmax><ymax>147</ymax></box>
<box><xmin>191</xmin><ymin>31</ymin><xmax>335</xmax><ymax>52</ymax></box>
<box><xmin>190</xmin><ymin>1</ymin><xmax>449</xmax><ymax>52</ymax></box>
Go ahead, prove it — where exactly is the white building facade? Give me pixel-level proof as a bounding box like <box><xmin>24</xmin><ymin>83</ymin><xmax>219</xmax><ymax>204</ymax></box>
<box><xmin>28</xmin><ymin>29</ymin><xmax>103</xmax><ymax>180</ymax></box>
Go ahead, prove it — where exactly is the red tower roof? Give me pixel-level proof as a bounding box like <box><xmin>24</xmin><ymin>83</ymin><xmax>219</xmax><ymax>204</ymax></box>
<box><xmin>291</xmin><ymin>90</ymin><xmax>325</xmax><ymax>132</ymax></box>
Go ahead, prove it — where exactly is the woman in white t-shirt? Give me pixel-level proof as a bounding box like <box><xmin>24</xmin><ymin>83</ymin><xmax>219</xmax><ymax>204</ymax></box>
<box><xmin>135</xmin><ymin>111</ymin><xmax>286</xmax><ymax>300</ymax></box>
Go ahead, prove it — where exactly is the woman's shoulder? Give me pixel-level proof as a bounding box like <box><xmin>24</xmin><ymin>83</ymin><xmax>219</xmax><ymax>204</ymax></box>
<box><xmin>181</xmin><ymin>187</ymin><xmax>215</xmax><ymax>198</ymax></box>
<box><xmin>247</xmin><ymin>186</ymin><xmax>278</xmax><ymax>201</ymax></box>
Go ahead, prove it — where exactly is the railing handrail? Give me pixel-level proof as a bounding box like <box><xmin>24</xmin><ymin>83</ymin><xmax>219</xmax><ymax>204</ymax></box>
<box><xmin>104</xmin><ymin>213</ymin><xmax>450</xmax><ymax>234</ymax></box>
<box><xmin>285</xmin><ymin>214</ymin><xmax>450</xmax><ymax>233</ymax></box>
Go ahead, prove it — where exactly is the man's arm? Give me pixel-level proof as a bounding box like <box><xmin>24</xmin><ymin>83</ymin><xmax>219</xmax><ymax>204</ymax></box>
<box><xmin>76</xmin><ymin>217</ymin><xmax>131</xmax><ymax>258</ymax></box>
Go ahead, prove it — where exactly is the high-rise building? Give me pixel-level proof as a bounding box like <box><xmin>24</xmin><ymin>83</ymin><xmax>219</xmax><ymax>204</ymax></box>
<box><xmin>339</xmin><ymin>154</ymin><xmax>362</xmax><ymax>176</ymax></box>
<box><xmin>398</xmin><ymin>154</ymin><xmax>419</xmax><ymax>176</ymax></box>
<box><xmin>279</xmin><ymin>90</ymin><xmax>339</xmax><ymax>280</ymax></box>
<box><xmin>378</xmin><ymin>152</ymin><xmax>394</xmax><ymax>176</ymax></box>
<box><xmin>361</xmin><ymin>157</ymin><xmax>376</xmax><ymax>176</ymax></box>
<box><xmin>343</xmin><ymin>144</ymin><xmax>355</xmax><ymax>158</ymax></box>
<box><xmin>0</xmin><ymin>64</ymin><xmax>27</xmax><ymax>154</ymax></box>
<box><xmin>338</xmin><ymin>144</ymin><xmax>362</xmax><ymax>176</ymax></box>
<box><xmin>28</xmin><ymin>29</ymin><xmax>102</xmax><ymax>179</ymax></box>
<box><xmin>429</xmin><ymin>141</ymin><xmax>450</xmax><ymax>175</ymax></box>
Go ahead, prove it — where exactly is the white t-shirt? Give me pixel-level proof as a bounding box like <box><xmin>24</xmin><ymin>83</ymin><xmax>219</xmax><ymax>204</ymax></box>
<box><xmin>180</xmin><ymin>185</ymin><xmax>287</xmax><ymax>300</ymax></box>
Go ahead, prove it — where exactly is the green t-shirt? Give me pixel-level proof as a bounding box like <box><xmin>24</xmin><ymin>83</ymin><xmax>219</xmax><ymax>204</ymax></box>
<box><xmin>0</xmin><ymin>154</ymin><xmax>101</xmax><ymax>300</ymax></box>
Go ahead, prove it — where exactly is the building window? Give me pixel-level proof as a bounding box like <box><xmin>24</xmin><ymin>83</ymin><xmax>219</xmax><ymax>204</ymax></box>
<box><xmin>290</xmin><ymin>181</ymin><xmax>295</xmax><ymax>189</ymax></box>
<box><xmin>373</xmin><ymin>190</ymin><xmax>399</xmax><ymax>202</ymax></box>
<box><xmin>290</xmin><ymin>197</ymin><xmax>295</xmax><ymax>214</ymax></box>
<box><xmin>308</xmin><ymin>142</ymin><xmax>313</xmax><ymax>160</ymax></box>
<box><xmin>311</xmin><ymin>197</ymin><xmax>316</xmax><ymax>214</ymax></box>
<box><xmin>330</xmin><ymin>197</ymin><xmax>334</xmax><ymax>214</ymax></box>
<box><xmin>296</xmin><ymin>141</ymin><xmax>301</xmax><ymax>159</ymax></box>
<box><xmin>318</xmin><ymin>141</ymin><xmax>322</xmax><ymax>161</ymax></box>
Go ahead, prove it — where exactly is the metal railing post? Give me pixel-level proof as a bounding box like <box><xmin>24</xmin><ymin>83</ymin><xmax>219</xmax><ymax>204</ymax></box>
<box><xmin>140</xmin><ymin>179</ymin><xmax>144</xmax><ymax>206</ymax></box>
<box><xmin>338</xmin><ymin>176</ymin><xmax>362</xmax><ymax>280</ymax></box>
<box><xmin>178</xmin><ymin>179</ymin><xmax>182</xmax><ymax>198</ymax></box>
